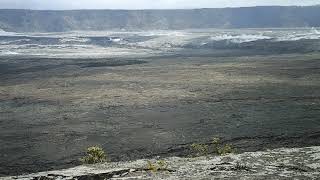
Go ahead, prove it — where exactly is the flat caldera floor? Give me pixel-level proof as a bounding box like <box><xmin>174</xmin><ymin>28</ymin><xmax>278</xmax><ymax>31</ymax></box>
<box><xmin>1</xmin><ymin>53</ymin><xmax>320</xmax><ymax>176</ymax></box>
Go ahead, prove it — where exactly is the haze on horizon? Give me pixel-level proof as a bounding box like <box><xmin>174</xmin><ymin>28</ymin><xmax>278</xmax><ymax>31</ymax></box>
<box><xmin>0</xmin><ymin>0</ymin><xmax>319</xmax><ymax>10</ymax></box>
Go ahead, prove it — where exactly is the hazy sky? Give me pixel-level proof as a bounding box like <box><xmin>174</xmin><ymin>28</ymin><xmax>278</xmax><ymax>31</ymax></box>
<box><xmin>1</xmin><ymin>0</ymin><xmax>319</xmax><ymax>10</ymax></box>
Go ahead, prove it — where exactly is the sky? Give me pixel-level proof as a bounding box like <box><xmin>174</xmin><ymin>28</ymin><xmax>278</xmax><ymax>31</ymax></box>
<box><xmin>0</xmin><ymin>0</ymin><xmax>319</xmax><ymax>10</ymax></box>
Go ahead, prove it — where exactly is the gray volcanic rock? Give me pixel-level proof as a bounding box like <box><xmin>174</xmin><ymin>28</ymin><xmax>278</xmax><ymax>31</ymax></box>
<box><xmin>1</xmin><ymin>6</ymin><xmax>320</xmax><ymax>32</ymax></box>
<box><xmin>5</xmin><ymin>146</ymin><xmax>320</xmax><ymax>179</ymax></box>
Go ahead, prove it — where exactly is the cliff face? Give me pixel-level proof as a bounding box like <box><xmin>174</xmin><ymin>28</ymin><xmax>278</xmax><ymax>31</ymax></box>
<box><xmin>0</xmin><ymin>6</ymin><xmax>320</xmax><ymax>32</ymax></box>
<box><xmin>4</xmin><ymin>146</ymin><xmax>320</xmax><ymax>179</ymax></box>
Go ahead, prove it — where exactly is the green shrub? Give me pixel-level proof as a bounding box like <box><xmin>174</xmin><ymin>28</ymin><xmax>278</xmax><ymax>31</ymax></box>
<box><xmin>212</xmin><ymin>137</ymin><xmax>221</xmax><ymax>153</ymax></box>
<box><xmin>147</xmin><ymin>161</ymin><xmax>158</xmax><ymax>172</ymax></box>
<box><xmin>190</xmin><ymin>137</ymin><xmax>235</xmax><ymax>157</ymax></box>
<box><xmin>146</xmin><ymin>160</ymin><xmax>169</xmax><ymax>172</ymax></box>
<box><xmin>190</xmin><ymin>143</ymin><xmax>209</xmax><ymax>156</ymax></box>
<box><xmin>212</xmin><ymin>137</ymin><xmax>220</xmax><ymax>145</ymax></box>
<box><xmin>80</xmin><ymin>146</ymin><xmax>107</xmax><ymax>164</ymax></box>
<box><xmin>157</xmin><ymin>159</ymin><xmax>168</xmax><ymax>170</ymax></box>
<box><xmin>212</xmin><ymin>137</ymin><xmax>235</xmax><ymax>155</ymax></box>
<box><xmin>217</xmin><ymin>144</ymin><xmax>234</xmax><ymax>155</ymax></box>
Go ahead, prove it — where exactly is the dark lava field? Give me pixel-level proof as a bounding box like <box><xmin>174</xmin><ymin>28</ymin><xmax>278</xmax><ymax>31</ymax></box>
<box><xmin>1</xmin><ymin>29</ymin><xmax>320</xmax><ymax>176</ymax></box>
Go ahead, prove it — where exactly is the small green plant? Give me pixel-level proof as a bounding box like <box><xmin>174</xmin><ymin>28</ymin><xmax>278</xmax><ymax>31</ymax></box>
<box><xmin>212</xmin><ymin>137</ymin><xmax>220</xmax><ymax>144</ymax></box>
<box><xmin>190</xmin><ymin>137</ymin><xmax>235</xmax><ymax>157</ymax></box>
<box><xmin>80</xmin><ymin>146</ymin><xmax>107</xmax><ymax>164</ymax></box>
<box><xmin>190</xmin><ymin>143</ymin><xmax>209</xmax><ymax>156</ymax></box>
<box><xmin>147</xmin><ymin>161</ymin><xmax>158</xmax><ymax>172</ymax></box>
<box><xmin>212</xmin><ymin>137</ymin><xmax>235</xmax><ymax>156</ymax></box>
<box><xmin>157</xmin><ymin>159</ymin><xmax>168</xmax><ymax>169</ymax></box>
<box><xmin>217</xmin><ymin>144</ymin><xmax>234</xmax><ymax>155</ymax></box>
<box><xmin>146</xmin><ymin>160</ymin><xmax>169</xmax><ymax>172</ymax></box>
<box><xmin>212</xmin><ymin>137</ymin><xmax>221</xmax><ymax>153</ymax></box>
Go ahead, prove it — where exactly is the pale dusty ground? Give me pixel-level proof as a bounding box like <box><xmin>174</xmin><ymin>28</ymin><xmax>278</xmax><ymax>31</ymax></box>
<box><xmin>5</xmin><ymin>146</ymin><xmax>320</xmax><ymax>179</ymax></box>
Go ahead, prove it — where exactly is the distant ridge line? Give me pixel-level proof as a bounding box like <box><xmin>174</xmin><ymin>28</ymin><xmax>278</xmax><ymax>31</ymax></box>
<box><xmin>0</xmin><ymin>5</ymin><xmax>318</xmax><ymax>11</ymax></box>
<box><xmin>0</xmin><ymin>6</ymin><xmax>320</xmax><ymax>32</ymax></box>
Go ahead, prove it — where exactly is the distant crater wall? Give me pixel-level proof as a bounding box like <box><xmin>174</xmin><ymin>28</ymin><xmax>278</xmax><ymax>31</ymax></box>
<box><xmin>0</xmin><ymin>6</ymin><xmax>320</xmax><ymax>32</ymax></box>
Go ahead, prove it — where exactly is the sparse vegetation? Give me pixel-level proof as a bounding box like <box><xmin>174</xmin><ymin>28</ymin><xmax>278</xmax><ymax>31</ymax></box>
<box><xmin>211</xmin><ymin>137</ymin><xmax>221</xmax><ymax>154</ymax></box>
<box><xmin>80</xmin><ymin>146</ymin><xmax>107</xmax><ymax>164</ymax></box>
<box><xmin>212</xmin><ymin>137</ymin><xmax>235</xmax><ymax>155</ymax></box>
<box><xmin>146</xmin><ymin>160</ymin><xmax>169</xmax><ymax>172</ymax></box>
<box><xmin>217</xmin><ymin>144</ymin><xmax>234</xmax><ymax>155</ymax></box>
<box><xmin>147</xmin><ymin>161</ymin><xmax>158</xmax><ymax>172</ymax></box>
<box><xmin>190</xmin><ymin>137</ymin><xmax>235</xmax><ymax>157</ymax></box>
<box><xmin>190</xmin><ymin>143</ymin><xmax>209</xmax><ymax>156</ymax></box>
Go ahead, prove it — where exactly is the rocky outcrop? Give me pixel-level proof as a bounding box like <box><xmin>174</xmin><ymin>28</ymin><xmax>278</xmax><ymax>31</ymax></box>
<box><xmin>4</xmin><ymin>146</ymin><xmax>320</xmax><ymax>179</ymax></box>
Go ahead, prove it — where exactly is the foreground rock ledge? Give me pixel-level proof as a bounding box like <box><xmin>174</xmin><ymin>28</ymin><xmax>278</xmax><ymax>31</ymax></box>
<box><xmin>5</xmin><ymin>146</ymin><xmax>320</xmax><ymax>179</ymax></box>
